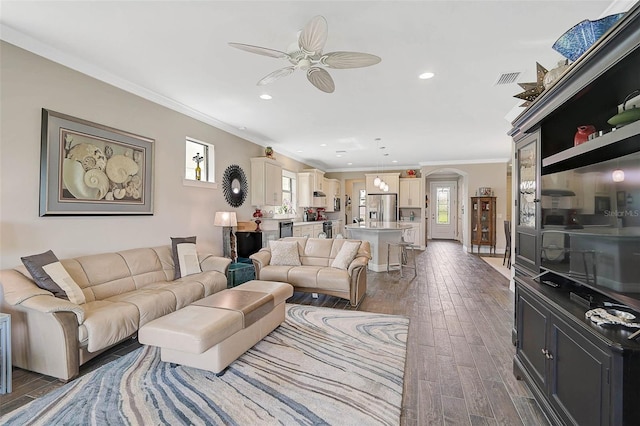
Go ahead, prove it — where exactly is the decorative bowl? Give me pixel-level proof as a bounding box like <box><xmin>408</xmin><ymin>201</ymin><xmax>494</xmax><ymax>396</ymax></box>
<box><xmin>552</xmin><ymin>13</ymin><xmax>625</xmax><ymax>62</ymax></box>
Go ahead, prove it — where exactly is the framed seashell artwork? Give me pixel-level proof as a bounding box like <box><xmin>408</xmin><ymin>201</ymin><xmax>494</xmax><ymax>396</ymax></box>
<box><xmin>40</xmin><ymin>109</ymin><xmax>154</xmax><ymax>215</ymax></box>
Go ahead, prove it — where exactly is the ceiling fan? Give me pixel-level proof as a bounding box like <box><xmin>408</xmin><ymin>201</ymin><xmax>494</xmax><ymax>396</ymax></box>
<box><xmin>229</xmin><ymin>15</ymin><xmax>381</xmax><ymax>93</ymax></box>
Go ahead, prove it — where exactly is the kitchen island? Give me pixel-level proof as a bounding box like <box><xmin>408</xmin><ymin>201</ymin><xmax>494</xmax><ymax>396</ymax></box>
<box><xmin>346</xmin><ymin>222</ymin><xmax>413</xmax><ymax>272</ymax></box>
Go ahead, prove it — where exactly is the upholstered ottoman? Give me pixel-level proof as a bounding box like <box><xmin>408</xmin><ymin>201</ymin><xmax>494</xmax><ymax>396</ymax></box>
<box><xmin>138</xmin><ymin>280</ymin><xmax>293</xmax><ymax>374</ymax></box>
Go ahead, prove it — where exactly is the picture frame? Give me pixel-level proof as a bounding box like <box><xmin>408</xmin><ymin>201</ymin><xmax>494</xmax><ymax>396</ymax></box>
<box><xmin>40</xmin><ymin>109</ymin><xmax>154</xmax><ymax>216</ymax></box>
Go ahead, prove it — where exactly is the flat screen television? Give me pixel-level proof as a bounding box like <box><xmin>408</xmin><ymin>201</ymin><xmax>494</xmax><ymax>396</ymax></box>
<box><xmin>540</xmin><ymin>147</ymin><xmax>640</xmax><ymax>308</ymax></box>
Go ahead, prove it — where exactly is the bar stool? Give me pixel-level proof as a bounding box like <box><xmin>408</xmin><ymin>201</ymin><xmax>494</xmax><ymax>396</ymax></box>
<box><xmin>387</xmin><ymin>227</ymin><xmax>418</xmax><ymax>278</ymax></box>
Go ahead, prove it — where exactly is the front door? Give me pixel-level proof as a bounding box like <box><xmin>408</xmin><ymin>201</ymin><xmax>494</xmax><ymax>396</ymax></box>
<box><xmin>430</xmin><ymin>181</ymin><xmax>457</xmax><ymax>239</ymax></box>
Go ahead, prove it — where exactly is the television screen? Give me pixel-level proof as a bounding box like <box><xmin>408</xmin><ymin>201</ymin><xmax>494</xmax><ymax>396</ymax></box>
<box><xmin>540</xmin><ymin>149</ymin><xmax>640</xmax><ymax>298</ymax></box>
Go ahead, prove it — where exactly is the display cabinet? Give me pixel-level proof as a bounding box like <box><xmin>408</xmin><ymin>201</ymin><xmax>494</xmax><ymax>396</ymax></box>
<box><xmin>510</xmin><ymin>5</ymin><xmax>640</xmax><ymax>425</ymax></box>
<box><xmin>515</xmin><ymin>277</ymin><xmax>640</xmax><ymax>426</ymax></box>
<box><xmin>514</xmin><ymin>131</ymin><xmax>540</xmax><ymax>274</ymax></box>
<box><xmin>470</xmin><ymin>196</ymin><xmax>496</xmax><ymax>254</ymax></box>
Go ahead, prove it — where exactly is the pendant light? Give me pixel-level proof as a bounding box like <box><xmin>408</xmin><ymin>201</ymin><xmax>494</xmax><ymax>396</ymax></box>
<box><xmin>380</xmin><ymin>148</ymin><xmax>389</xmax><ymax>191</ymax></box>
<box><xmin>373</xmin><ymin>138</ymin><xmax>382</xmax><ymax>187</ymax></box>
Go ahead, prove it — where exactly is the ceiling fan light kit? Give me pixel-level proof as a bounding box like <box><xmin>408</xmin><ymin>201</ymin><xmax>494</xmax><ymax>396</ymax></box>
<box><xmin>229</xmin><ymin>15</ymin><xmax>381</xmax><ymax>93</ymax></box>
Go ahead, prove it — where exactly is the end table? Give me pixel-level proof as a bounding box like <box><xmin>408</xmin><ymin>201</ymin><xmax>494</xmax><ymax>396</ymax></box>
<box><xmin>227</xmin><ymin>262</ymin><xmax>255</xmax><ymax>288</ymax></box>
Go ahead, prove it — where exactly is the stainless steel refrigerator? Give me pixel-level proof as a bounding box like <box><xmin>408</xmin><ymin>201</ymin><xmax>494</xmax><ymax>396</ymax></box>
<box><xmin>367</xmin><ymin>193</ymin><xmax>398</xmax><ymax>222</ymax></box>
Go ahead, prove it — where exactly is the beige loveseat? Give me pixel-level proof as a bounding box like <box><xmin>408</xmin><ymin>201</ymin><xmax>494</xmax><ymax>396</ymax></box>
<box><xmin>250</xmin><ymin>237</ymin><xmax>371</xmax><ymax>306</ymax></box>
<box><xmin>0</xmin><ymin>246</ymin><xmax>230</xmax><ymax>380</ymax></box>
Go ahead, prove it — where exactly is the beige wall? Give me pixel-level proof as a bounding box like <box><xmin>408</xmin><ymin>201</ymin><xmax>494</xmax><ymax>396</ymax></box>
<box><xmin>0</xmin><ymin>42</ymin><xmax>308</xmax><ymax>268</ymax></box>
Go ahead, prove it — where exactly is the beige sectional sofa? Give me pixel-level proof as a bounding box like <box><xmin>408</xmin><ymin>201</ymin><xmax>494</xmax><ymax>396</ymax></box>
<box><xmin>250</xmin><ymin>237</ymin><xmax>371</xmax><ymax>306</ymax></box>
<box><xmin>0</xmin><ymin>246</ymin><xmax>230</xmax><ymax>380</ymax></box>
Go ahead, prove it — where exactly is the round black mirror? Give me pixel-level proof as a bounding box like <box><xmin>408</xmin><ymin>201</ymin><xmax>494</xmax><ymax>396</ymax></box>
<box><xmin>222</xmin><ymin>165</ymin><xmax>248</xmax><ymax>207</ymax></box>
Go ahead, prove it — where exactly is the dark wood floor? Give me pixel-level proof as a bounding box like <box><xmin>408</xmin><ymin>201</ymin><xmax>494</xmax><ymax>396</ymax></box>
<box><xmin>1</xmin><ymin>240</ymin><xmax>549</xmax><ymax>425</ymax></box>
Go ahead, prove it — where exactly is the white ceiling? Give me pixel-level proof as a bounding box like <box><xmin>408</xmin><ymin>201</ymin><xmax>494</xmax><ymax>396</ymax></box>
<box><xmin>1</xmin><ymin>0</ymin><xmax>634</xmax><ymax>172</ymax></box>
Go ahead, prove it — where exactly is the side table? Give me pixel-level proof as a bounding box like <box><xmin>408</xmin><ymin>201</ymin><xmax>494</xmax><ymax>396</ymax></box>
<box><xmin>0</xmin><ymin>313</ymin><xmax>11</xmax><ymax>394</ymax></box>
<box><xmin>227</xmin><ymin>262</ymin><xmax>255</xmax><ymax>288</ymax></box>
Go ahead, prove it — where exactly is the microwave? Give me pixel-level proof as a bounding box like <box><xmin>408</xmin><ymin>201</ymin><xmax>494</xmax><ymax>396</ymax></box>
<box><xmin>334</xmin><ymin>197</ymin><xmax>341</xmax><ymax>211</ymax></box>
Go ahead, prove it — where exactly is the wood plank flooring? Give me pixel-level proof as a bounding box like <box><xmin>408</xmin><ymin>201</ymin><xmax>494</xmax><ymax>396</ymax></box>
<box><xmin>0</xmin><ymin>240</ymin><xmax>549</xmax><ymax>425</ymax></box>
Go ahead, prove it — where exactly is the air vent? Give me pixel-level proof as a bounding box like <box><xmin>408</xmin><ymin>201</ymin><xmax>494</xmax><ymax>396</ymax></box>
<box><xmin>495</xmin><ymin>72</ymin><xmax>521</xmax><ymax>85</ymax></box>
<box><xmin>336</xmin><ymin>150</ymin><xmax>347</xmax><ymax>154</ymax></box>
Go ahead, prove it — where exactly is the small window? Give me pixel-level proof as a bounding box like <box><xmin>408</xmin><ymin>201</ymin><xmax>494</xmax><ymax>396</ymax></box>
<box><xmin>185</xmin><ymin>137</ymin><xmax>214</xmax><ymax>183</ymax></box>
<box><xmin>280</xmin><ymin>170</ymin><xmax>297</xmax><ymax>214</ymax></box>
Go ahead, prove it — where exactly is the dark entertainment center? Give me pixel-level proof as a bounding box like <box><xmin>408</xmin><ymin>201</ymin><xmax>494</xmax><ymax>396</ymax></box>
<box><xmin>509</xmin><ymin>4</ymin><xmax>640</xmax><ymax>426</ymax></box>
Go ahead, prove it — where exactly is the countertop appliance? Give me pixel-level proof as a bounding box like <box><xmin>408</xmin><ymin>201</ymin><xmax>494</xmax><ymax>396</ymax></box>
<box><xmin>367</xmin><ymin>193</ymin><xmax>398</xmax><ymax>222</ymax></box>
<box><xmin>323</xmin><ymin>221</ymin><xmax>333</xmax><ymax>238</ymax></box>
<box><xmin>279</xmin><ymin>221</ymin><xmax>293</xmax><ymax>238</ymax></box>
<box><xmin>316</xmin><ymin>208</ymin><xmax>327</xmax><ymax>221</ymax></box>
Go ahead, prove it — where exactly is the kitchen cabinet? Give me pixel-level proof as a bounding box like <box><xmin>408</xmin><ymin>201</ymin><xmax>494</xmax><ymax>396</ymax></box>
<box><xmin>515</xmin><ymin>277</ymin><xmax>640</xmax><ymax>426</ymax></box>
<box><xmin>250</xmin><ymin>157</ymin><xmax>282</xmax><ymax>207</ymax></box>
<box><xmin>399</xmin><ymin>178</ymin><xmax>421</xmax><ymax>207</ymax></box>
<box><xmin>365</xmin><ymin>173</ymin><xmax>400</xmax><ymax>194</ymax></box>
<box><xmin>324</xmin><ymin>178</ymin><xmax>340</xmax><ymax>212</ymax></box>
<box><xmin>297</xmin><ymin>169</ymin><xmax>326</xmax><ymax>208</ymax></box>
<box><xmin>470</xmin><ymin>196</ymin><xmax>496</xmax><ymax>254</ymax></box>
<box><xmin>293</xmin><ymin>223</ymin><xmax>324</xmax><ymax>238</ymax></box>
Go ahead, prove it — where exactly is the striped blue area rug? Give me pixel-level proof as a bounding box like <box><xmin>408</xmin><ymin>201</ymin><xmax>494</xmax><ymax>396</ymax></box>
<box><xmin>2</xmin><ymin>304</ymin><xmax>409</xmax><ymax>425</ymax></box>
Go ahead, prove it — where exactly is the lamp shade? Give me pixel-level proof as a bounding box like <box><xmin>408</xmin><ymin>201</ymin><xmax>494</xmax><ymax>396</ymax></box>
<box><xmin>214</xmin><ymin>211</ymin><xmax>237</xmax><ymax>227</ymax></box>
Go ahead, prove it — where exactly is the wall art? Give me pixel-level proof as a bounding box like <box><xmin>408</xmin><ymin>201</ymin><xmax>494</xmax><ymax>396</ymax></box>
<box><xmin>40</xmin><ymin>109</ymin><xmax>154</xmax><ymax>216</ymax></box>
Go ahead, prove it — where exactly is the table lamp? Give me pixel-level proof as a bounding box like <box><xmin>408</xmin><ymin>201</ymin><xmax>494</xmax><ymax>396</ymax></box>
<box><xmin>214</xmin><ymin>211</ymin><xmax>238</xmax><ymax>262</ymax></box>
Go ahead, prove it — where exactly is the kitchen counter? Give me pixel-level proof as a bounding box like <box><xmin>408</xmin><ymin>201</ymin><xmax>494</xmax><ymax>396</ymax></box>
<box><xmin>346</xmin><ymin>222</ymin><xmax>412</xmax><ymax>272</ymax></box>
<box><xmin>346</xmin><ymin>221</ymin><xmax>413</xmax><ymax>231</ymax></box>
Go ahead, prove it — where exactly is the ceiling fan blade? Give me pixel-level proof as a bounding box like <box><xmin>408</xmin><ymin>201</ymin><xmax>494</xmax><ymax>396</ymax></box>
<box><xmin>298</xmin><ymin>15</ymin><xmax>328</xmax><ymax>55</ymax></box>
<box><xmin>307</xmin><ymin>67</ymin><xmax>335</xmax><ymax>93</ymax></box>
<box><xmin>228</xmin><ymin>42</ymin><xmax>288</xmax><ymax>59</ymax></box>
<box><xmin>321</xmin><ymin>51</ymin><xmax>382</xmax><ymax>69</ymax></box>
<box><xmin>257</xmin><ymin>67</ymin><xmax>295</xmax><ymax>86</ymax></box>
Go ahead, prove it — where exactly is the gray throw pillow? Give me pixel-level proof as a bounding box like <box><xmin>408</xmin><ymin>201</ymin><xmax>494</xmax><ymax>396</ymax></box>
<box><xmin>171</xmin><ymin>236</ymin><xmax>199</xmax><ymax>280</ymax></box>
<box><xmin>21</xmin><ymin>250</ymin><xmax>68</xmax><ymax>299</ymax></box>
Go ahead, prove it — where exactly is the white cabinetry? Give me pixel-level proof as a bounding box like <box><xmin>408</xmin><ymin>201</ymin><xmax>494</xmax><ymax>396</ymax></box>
<box><xmin>365</xmin><ymin>173</ymin><xmax>400</xmax><ymax>194</ymax></box>
<box><xmin>298</xmin><ymin>169</ymin><xmax>326</xmax><ymax>207</ymax></box>
<box><xmin>293</xmin><ymin>223</ymin><xmax>324</xmax><ymax>238</ymax></box>
<box><xmin>250</xmin><ymin>157</ymin><xmax>282</xmax><ymax>207</ymax></box>
<box><xmin>324</xmin><ymin>178</ymin><xmax>340</xmax><ymax>212</ymax></box>
<box><xmin>399</xmin><ymin>178</ymin><xmax>421</xmax><ymax>207</ymax></box>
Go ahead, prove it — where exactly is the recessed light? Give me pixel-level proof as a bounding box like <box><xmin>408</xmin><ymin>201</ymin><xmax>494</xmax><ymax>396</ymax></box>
<box><xmin>296</xmin><ymin>150</ymin><xmax>303</xmax><ymax>153</ymax></box>
<box><xmin>419</xmin><ymin>72</ymin><xmax>435</xmax><ymax>79</ymax></box>
<box><xmin>238</xmin><ymin>126</ymin><xmax>247</xmax><ymax>130</ymax></box>
<box><xmin>336</xmin><ymin>154</ymin><xmax>342</xmax><ymax>158</ymax></box>
<box><xmin>259</xmin><ymin>94</ymin><xmax>272</xmax><ymax>100</ymax></box>
<box><xmin>320</xmin><ymin>143</ymin><xmax>327</xmax><ymax>147</ymax></box>
<box><xmin>347</xmin><ymin>162</ymin><xmax>353</xmax><ymax>165</ymax></box>
<box><xmin>392</xmin><ymin>160</ymin><xmax>398</xmax><ymax>163</ymax></box>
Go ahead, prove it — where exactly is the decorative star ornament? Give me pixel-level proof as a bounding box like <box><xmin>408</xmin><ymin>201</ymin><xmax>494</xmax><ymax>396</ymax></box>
<box><xmin>514</xmin><ymin>62</ymin><xmax>548</xmax><ymax>107</ymax></box>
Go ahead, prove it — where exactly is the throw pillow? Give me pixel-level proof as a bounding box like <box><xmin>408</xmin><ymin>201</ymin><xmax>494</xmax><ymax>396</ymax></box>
<box><xmin>21</xmin><ymin>250</ymin><xmax>68</xmax><ymax>299</ymax></box>
<box><xmin>269</xmin><ymin>240</ymin><xmax>301</xmax><ymax>266</ymax></box>
<box><xmin>171</xmin><ymin>236</ymin><xmax>202</xmax><ymax>279</ymax></box>
<box><xmin>42</xmin><ymin>261</ymin><xmax>86</xmax><ymax>305</ymax></box>
<box><xmin>331</xmin><ymin>241</ymin><xmax>362</xmax><ymax>270</ymax></box>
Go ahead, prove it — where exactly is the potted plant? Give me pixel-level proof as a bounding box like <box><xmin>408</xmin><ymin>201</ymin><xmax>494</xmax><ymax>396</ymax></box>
<box><xmin>265</xmin><ymin>146</ymin><xmax>274</xmax><ymax>158</ymax></box>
